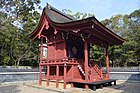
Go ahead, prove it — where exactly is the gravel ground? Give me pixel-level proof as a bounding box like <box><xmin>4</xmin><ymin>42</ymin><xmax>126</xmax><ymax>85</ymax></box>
<box><xmin>0</xmin><ymin>80</ymin><xmax>140</xmax><ymax>93</ymax></box>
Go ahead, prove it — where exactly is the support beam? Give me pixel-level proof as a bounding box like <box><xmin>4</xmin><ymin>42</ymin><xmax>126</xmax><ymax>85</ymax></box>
<box><xmin>56</xmin><ymin>65</ymin><xmax>59</xmax><ymax>88</ymax></box>
<box><xmin>39</xmin><ymin>43</ymin><xmax>43</xmax><ymax>85</ymax></box>
<box><xmin>71</xmin><ymin>65</ymin><xmax>74</xmax><ymax>80</ymax></box>
<box><xmin>39</xmin><ymin>44</ymin><xmax>43</xmax><ymax>65</ymax></box>
<box><xmin>105</xmin><ymin>47</ymin><xmax>110</xmax><ymax>79</ymax></box>
<box><xmin>46</xmin><ymin>65</ymin><xmax>50</xmax><ymax>86</ymax></box>
<box><xmin>84</xmin><ymin>40</ymin><xmax>89</xmax><ymax>89</ymax></box>
<box><xmin>63</xmin><ymin>40</ymin><xmax>67</xmax><ymax>89</ymax></box>
<box><xmin>55</xmin><ymin>43</ymin><xmax>56</xmax><ymax>60</ymax></box>
<box><xmin>71</xmin><ymin>83</ymin><xmax>74</xmax><ymax>88</ymax></box>
<box><xmin>63</xmin><ymin>40</ymin><xmax>67</xmax><ymax>58</ymax></box>
<box><xmin>63</xmin><ymin>65</ymin><xmax>67</xmax><ymax>89</ymax></box>
<box><xmin>39</xmin><ymin>65</ymin><xmax>42</xmax><ymax>85</ymax></box>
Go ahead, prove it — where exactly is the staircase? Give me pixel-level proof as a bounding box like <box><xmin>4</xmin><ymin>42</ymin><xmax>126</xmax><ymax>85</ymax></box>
<box><xmin>77</xmin><ymin>65</ymin><xmax>85</xmax><ymax>76</ymax></box>
<box><xmin>77</xmin><ymin>61</ymin><xmax>103</xmax><ymax>81</ymax></box>
<box><xmin>90</xmin><ymin>63</ymin><xmax>103</xmax><ymax>81</ymax></box>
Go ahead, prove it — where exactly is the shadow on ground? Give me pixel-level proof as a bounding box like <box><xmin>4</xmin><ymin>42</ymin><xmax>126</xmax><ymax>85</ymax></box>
<box><xmin>0</xmin><ymin>78</ymin><xmax>140</xmax><ymax>93</ymax></box>
<box><xmin>106</xmin><ymin>74</ymin><xmax>140</xmax><ymax>93</ymax></box>
<box><xmin>71</xmin><ymin>75</ymin><xmax>140</xmax><ymax>93</ymax></box>
<box><xmin>0</xmin><ymin>85</ymin><xmax>20</xmax><ymax>93</ymax></box>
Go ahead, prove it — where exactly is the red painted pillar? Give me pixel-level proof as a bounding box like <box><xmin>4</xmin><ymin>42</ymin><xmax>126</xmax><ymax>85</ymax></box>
<box><xmin>39</xmin><ymin>44</ymin><xmax>43</xmax><ymax>64</ymax></box>
<box><xmin>84</xmin><ymin>41</ymin><xmax>89</xmax><ymax>89</ymax></box>
<box><xmin>46</xmin><ymin>65</ymin><xmax>50</xmax><ymax>86</ymax></box>
<box><xmin>56</xmin><ymin>65</ymin><xmax>59</xmax><ymax>88</ymax></box>
<box><xmin>64</xmin><ymin>64</ymin><xmax>67</xmax><ymax>89</ymax></box>
<box><xmin>39</xmin><ymin>65</ymin><xmax>42</xmax><ymax>85</ymax></box>
<box><xmin>39</xmin><ymin>44</ymin><xmax>43</xmax><ymax>85</ymax></box>
<box><xmin>106</xmin><ymin>47</ymin><xmax>110</xmax><ymax>79</ymax></box>
<box><xmin>55</xmin><ymin>43</ymin><xmax>56</xmax><ymax>59</ymax></box>
<box><xmin>63</xmin><ymin>40</ymin><xmax>67</xmax><ymax>89</ymax></box>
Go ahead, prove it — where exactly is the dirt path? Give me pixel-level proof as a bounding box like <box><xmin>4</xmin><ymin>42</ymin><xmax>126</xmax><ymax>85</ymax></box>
<box><xmin>0</xmin><ymin>80</ymin><xmax>140</xmax><ymax>93</ymax></box>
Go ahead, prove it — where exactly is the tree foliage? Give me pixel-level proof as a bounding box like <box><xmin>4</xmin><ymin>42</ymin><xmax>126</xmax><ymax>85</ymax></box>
<box><xmin>0</xmin><ymin>0</ymin><xmax>41</xmax><ymax>66</ymax></box>
<box><xmin>101</xmin><ymin>9</ymin><xmax>140</xmax><ymax>67</ymax></box>
<box><xmin>63</xmin><ymin>8</ymin><xmax>140</xmax><ymax>67</ymax></box>
<box><xmin>62</xmin><ymin>9</ymin><xmax>94</xmax><ymax>20</ymax></box>
<box><xmin>0</xmin><ymin>1</ymin><xmax>140</xmax><ymax>67</ymax></box>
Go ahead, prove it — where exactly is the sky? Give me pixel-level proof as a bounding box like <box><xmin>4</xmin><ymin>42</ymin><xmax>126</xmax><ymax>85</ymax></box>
<box><xmin>40</xmin><ymin>0</ymin><xmax>140</xmax><ymax>21</ymax></box>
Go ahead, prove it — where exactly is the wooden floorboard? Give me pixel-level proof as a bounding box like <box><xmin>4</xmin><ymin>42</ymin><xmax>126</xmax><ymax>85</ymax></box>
<box><xmin>70</xmin><ymin>79</ymin><xmax>117</xmax><ymax>91</ymax></box>
<box><xmin>88</xmin><ymin>79</ymin><xmax>116</xmax><ymax>85</ymax></box>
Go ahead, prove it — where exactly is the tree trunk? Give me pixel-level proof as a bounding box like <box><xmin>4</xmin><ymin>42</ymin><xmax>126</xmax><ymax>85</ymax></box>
<box><xmin>112</xmin><ymin>60</ymin><xmax>114</xmax><ymax>67</ymax></box>
<box><xmin>17</xmin><ymin>60</ymin><xmax>20</xmax><ymax>66</ymax></box>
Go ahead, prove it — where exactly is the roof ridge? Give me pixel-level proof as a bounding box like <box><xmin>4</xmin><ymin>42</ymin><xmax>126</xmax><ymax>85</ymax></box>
<box><xmin>46</xmin><ymin>3</ymin><xmax>75</xmax><ymax>21</ymax></box>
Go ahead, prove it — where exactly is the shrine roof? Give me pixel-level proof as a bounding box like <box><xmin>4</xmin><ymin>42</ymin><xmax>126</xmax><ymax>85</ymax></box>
<box><xmin>29</xmin><ymin>4</ymin><xmax>125</xmax><ymax>47</ymax></box>
<box><xmin>45</xmin><ymin>4</ymin><xmax>75</xmax><ymax>23</ymax></box>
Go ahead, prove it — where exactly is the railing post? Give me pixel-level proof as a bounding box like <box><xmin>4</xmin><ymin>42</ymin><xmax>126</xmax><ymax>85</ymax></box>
<box><xmin>64</xmin><ymin>62</ymin><xmax>67</xmax><ymax>89</ymax></box>
<box><xmin>84</xmin><ymin>40</ymin><xmax>89</xmax><ymax>88</ymax></box>
<box><xmin>56</xmin><ymin>65</ymin><xmax>59</xmax><ymax>88</ymax></box>
<box><xmin>100</xmin><ymin>68</ymin><xmax>103</xmax><ymax>78</ymax></box>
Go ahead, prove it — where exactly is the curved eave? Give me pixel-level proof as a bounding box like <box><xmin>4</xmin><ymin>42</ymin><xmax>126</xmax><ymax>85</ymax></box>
<box><xmin>29</xmin><ymin>4</ymin><xmax>125</xmax><ymax>46</ymax></box>
<box><xmin>28</xmin><ymin>8</ymin><xmax>46</xmax><ymax>40</ymax></box>
<box><xmin>45</xmin><ymin>7</ymin><xmax>124</xmax><ymax>45</ymax></box>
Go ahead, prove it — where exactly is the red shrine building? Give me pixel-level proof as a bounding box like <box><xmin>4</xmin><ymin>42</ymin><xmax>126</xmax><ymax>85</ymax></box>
<box><xmin>29</xmin><ymin>4</ymin><xmax>124</xmax><ymax>90</ymax></box>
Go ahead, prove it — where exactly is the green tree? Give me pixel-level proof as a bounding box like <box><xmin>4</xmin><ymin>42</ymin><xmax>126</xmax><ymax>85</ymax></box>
<box><xmin>62</xmin><ymin>9</ymin><xmax>94</xmax><ymax>20</ymax></box>
<box><xmin>0</xmin><ymin>0</ymin><xmax>41</xmax><ymax>66</ymax></box>
<box><xmin>128</xmin><ymin>9</ymin><xmax>140</xmax><ymax>65</ymax></box>
<box><xmin>102</xmin><ymin>9</ymin><xmax>140</xmax><ymax>67</ymax></box>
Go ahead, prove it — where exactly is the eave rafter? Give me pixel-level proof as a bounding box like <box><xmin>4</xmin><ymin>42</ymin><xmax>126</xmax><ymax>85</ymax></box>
<box><xmin>29</xmin><ymin>4</ymin><xmax>124</xmax><ymax>46</ymax></box>
<box><xmin>79</xmin><ymin>29</ymin><xmax>110</xmax><ymax>46</ymax></box>
<box><xmin>95</xmin><ymin>25</ymin><xmax>118</xmax><ymax>44</ymax></box>
<box><xmin>46</xmin><ymin>12</ymin><xmax>123</xmax><ymax>45</ymax></box>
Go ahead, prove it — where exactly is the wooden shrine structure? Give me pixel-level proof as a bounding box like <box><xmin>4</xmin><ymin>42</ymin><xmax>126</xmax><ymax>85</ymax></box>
<box><xmin>29</xmin><ymin>4</ymin><xmax>124</xmax><ymax>90</ymax></box>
